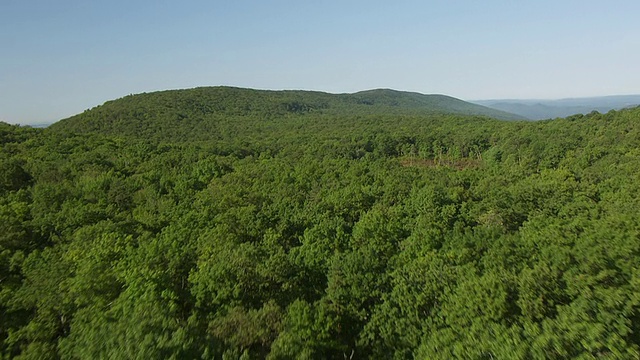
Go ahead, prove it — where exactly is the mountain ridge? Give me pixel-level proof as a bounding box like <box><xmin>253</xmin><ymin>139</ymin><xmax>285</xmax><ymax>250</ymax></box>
<box><xmin>48</xmin><ymin>86</ymin><xmax>525</xmax><ymax>135</ymax></box>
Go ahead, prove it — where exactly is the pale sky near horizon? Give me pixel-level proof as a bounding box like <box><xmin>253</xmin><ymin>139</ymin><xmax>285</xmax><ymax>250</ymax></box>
<box><xmin>1</xmin><ymin>0</ymin><xmax>639</xmax><ymax>125</ymax></box>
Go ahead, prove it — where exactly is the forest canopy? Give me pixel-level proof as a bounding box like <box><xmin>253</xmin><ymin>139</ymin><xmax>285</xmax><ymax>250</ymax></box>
<box><xmin>2</xmin><ymin>87</ymin><xmax>640</xmax><ymax>359</ymax></box>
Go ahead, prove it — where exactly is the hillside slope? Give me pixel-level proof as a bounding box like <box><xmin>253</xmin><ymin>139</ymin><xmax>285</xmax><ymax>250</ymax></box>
<box><xmin>48</xmin><ymin>87</ymin><xmax>524</xmax><ymax>139</ymax></box>
<box><xmin>5</xmin><ymin>103</ymin><xmax>640</xmax><ymax>358</ymax></box>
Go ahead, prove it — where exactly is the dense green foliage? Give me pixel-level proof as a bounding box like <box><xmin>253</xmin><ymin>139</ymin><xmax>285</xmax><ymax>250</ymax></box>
<box><xmin>2</xmin><ymin>89</ymin><xmax>640</xmax><ymax>358</ymax></box>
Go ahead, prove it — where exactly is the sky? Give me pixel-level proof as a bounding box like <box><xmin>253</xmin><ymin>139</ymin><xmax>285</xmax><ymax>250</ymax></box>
<box><xmin>1</xmin><ymin>0</ymin><xmax>640</xmax><ymax>125</ymax></box>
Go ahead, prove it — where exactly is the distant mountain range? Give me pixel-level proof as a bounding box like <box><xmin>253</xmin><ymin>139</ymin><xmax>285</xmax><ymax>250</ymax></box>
<box><xmin>473</xmin><ymin>95</ymin><xmax>640</xmax><ymax>120</ymax></box>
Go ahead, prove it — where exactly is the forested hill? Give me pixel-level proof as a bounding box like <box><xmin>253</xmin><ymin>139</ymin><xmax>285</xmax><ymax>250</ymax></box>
<box><xmin>4</xmin><ymin>102</ymin><xmax>640</xmax><ymax>358</ymax></box>
<box><xmin>48</xmin><ymin>87</ymin><xmax>523</xmax><ymax>139</ymax></box>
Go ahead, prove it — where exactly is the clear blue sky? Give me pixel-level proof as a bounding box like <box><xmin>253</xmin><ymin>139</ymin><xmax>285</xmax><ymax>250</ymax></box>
<box><xmin>2</xmin><ymin>0</ymin><xmax>639</xmax><ymax>125</ymax></box>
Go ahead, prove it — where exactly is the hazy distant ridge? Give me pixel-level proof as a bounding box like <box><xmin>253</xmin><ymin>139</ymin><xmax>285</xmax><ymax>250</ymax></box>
<box><xmin>473</xmin><ymin>95</ymin><xmax>640</xmax><ymax>120</ymax></box>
